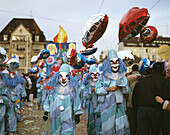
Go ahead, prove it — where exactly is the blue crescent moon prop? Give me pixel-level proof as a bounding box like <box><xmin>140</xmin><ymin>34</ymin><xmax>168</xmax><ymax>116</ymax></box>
<box><xmin>85</xmin><ymin>55</ymin><xmax>96</xmax><ymax>65</ymax></box>
<box><xmin>30</xmin><ymin>66</ymin><xmax>39</xmax><ymax>74</ymax></box>
<box><xmin>40</xmin><ymin>49</ymin><xmax>50</xmax><ymax>59</ymax></box>
<box><xmin>81</xmin><ymin>47</ymin><xmax>97</xmax><ymax>56</ymax></box>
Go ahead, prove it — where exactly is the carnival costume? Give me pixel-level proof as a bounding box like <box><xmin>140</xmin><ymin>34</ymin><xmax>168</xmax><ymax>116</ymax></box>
<box><xmin>43</xmin><ymin>64</ymin><xmax>83</xmax><ymax>135</ymax></box>
<box><xmin>95</xmin><ymin>49</ymin><xmax>130</xmax><ymax>135</ymax></box>
<box><xmin>82</xmin><ymin>66</ymin><xmax>101</xmax><ymax>135</ymax></box>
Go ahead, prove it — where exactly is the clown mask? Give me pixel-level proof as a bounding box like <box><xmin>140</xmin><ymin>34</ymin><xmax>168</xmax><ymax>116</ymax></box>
<box><xmin>59</xmin><ymin>72</ymin><xmax>70</xmax><ymax>87</ymax></box>
<box><xmin>110</xmin><ymin>58</ymin><xmax>120</xmax><ymax>73</ymax></box>
<box><xmin>90</xmin><ymin>72</ymin><xmax>98</xmax><ymax>82</ymax></box>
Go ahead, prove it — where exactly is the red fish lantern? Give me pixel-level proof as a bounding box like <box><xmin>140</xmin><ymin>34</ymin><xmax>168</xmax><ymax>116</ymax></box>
<box><xmin>82</xmin><ymin>13</ymin><xmax>108</xmax><ymax>46</ymax></box>
<box><xmin>140</xmin><ymin>26</ymin><xmax>158</xmax><ymax>44</ymax></box>
<box><xmin>81</xmin><ymin>13</ymin><xmax>108</xmax><ymax>55</ymax></box>
<box><xmin>119</xmin><ymin>7</ymin><xmax>150</xmax><ymax>42</ymax></box>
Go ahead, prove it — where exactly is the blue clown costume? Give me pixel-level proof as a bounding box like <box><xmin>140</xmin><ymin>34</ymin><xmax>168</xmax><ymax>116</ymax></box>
<box><xmin>36</xmin><ymin>77</ymin><xmax>46</xmax><ymax>107</ymax></box>
<box><xmin>6</xmin><ymin>73</ymin><xmax>25</xmax><ymax>133</ymax></box>
<box><xmin>95</xmin><ymin>49</ymin><xmax>130</xmax><ymax>135</ymax></box>
<box><xmin>0</xmin><ymin>73</ymin><xmax>11</xmax><ymax>135</ymax></box>
<box><xmin>43</xmin><ymin>64</ymin><xmax>83</xmax><ymax>135</ymax></box>
<box><xmin>8</xmin><ymin>57</ymin><xmax>26</xmax><ymax>122</ymax></box>
<box><xmin>13</xmin><ymin>76</ymin><xmax>26</xmax><ymax>122</ymax></box>
<box><xmin>82</xmin><ymin>66</ymin><xmax>101</xmax><ymax>135</ymax></box>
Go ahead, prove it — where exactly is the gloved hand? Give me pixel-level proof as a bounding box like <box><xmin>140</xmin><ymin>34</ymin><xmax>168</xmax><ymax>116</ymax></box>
<box><xmin>43</xmin><ymin>112</ymin><xmax>48</xmax><ymax>121</ymax></box>
<box><xmin>75</xmin><ymin>115</ymin><xmax>80</xmax><ymax>124</ymax></box>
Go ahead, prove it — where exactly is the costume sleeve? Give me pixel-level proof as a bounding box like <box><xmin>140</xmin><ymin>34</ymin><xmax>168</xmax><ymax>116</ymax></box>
<box><xmin>83</xmin><ymin>86</ymin><xmax>92</xmax><ymax>100</ymax></box>
<box><xmin>117</xmin><ymin>75</ymin><xmax>131</xmax><ymax>94</ymax></box>
<box><xmin>43</xmin><ymin>95</ymin><xmax>50</xmax><ymax>113</ymax></box>
<box><xmin>73</xmin><ymin>89</ymin><xmax>83</xmax><ymax>116</ymax></box>
<box><xmin>36</xmin><ymin>83</ymin><xmax>41</xmax><ymax>89</ymax></box>
<box><xmin>132</xmin><ymin>81</ymin><xmax>140</xmax><ymax>108</ymax></box>
<box><xmin>95</xmin><ymin>80</ymin><xmax>108</xmax><ymax>96</ymax></box>
<box><xmin>21</xmin><ymin>84</ymin><xmax>27</xmax><ymax>98</ymax></box>
<box><xmin>2</xmin><ymin>96</ymin><xmax>11</xmax><ymax>107</ymax></box>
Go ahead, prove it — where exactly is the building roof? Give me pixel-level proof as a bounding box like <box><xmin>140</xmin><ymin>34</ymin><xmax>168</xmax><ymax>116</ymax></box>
<box><xmin>0</xmin><ymin>18</ymin><xmax>46</xmax><ymax>41</ymax></box>
<box><xmin>124</xmin><ymin>36</ymin><xmax>170</xmax><ymax>47</ymax></box>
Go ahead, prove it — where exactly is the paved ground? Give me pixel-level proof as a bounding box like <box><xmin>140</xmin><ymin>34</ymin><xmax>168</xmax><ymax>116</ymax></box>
<box><xmin>16</xmin><ymin>100</ymin><xmax>87</xmax><ymax>135</ymax></box>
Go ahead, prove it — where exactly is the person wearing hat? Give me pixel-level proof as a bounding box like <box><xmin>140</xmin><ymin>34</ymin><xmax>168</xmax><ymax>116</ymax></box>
<box><xmin>36</xmin><ymin>76</ymin><xmax>46</xmax><ymax>110</ymax></box>
<box><xmin>0</xmin><ymin>47</ymin><xmax>11</xmax><ymax>135</ymax></box>
<box><xmin>95</xmin><ymin>49</ymin><xmax>130</xmax><ymax>135</ymax></box>
<box><xmin>43</xmin><ymin>64</ymin><xmax>83</xmax><ymax>135</ymax></box>
<box><xmin>132</xmin><ymin>62</ymin><xmax>170</xmax><ymax>135</ymax></box>
<box><xmin>3</xmin><ymin>57</ymin><xmax>25</xmax><ymax>135</ymax></box>
<box><xmin>82</xmin><ymin>65</ymin><xmax>100</xmax><ymax>135</ymax></box>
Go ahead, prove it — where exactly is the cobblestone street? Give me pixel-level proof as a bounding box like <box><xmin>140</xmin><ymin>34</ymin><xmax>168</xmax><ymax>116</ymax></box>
<box><xmin>16</xmin><ymin>101</ymin><xmax>87</xmax><ymax>135</ymax></box>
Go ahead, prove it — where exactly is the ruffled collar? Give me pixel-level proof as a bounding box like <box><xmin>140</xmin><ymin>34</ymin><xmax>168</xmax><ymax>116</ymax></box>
<box><xmin>104</xmin><ymin>72</ymin><xmax>125</xmax><ymax>80</ymax></box>
<box><xmin>0</xmin><ymin>72</ymin><xmax>24</xmax><ymax>88</ymax></box>
<box><xmin>53</xmin><ymin>85</ymin><xmax>73</xmax><ymax>94</ymax></box>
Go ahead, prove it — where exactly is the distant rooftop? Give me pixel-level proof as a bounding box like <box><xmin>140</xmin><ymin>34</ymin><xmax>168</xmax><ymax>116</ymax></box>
<box><xmin>0</xmin><ymin>18</ymin><xmax>46</xmax><ymax>42</ymax></box>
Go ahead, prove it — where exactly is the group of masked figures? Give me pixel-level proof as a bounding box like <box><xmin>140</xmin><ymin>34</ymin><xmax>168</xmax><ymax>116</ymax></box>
<box><xmin>41</xmin><ymin>49</ymin><xmax>131</xmax><ymax>135</ymax></box>
<box><xmin>0</xmin><ymin>45</ymin><xmax>131</xmax><ymax>135</ymax></box>
<box><xmin>0</xmin><ymin>47</ymin><xmax>27</xmax><ymax>135</ymax></box>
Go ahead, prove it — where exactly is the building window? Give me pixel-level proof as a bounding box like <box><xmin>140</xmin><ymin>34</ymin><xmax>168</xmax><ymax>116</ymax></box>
<box><xmin>152</xmin><ymin>55</ymin><xmax>156</xmax><ymax>60</ymax></box>
<box><xmin>35</xmin><ymin>35</ymin><xmax>39</xmax><ymax>42</ymax></box>
<box><xmin>3</xmin><ymin>35</ymin><xmax>8</xmax><ymax>41</ymax></box>
<box><xmin>12</xmin><ymin>36</ymin><xmax>17</xmax><ymax>41</ymax></box>
<box><xmin>148</xmin><ymin>55</ymin><xmax>150</xmax><ymax>60</ymax></box>
<box><xmin>146</xmin><ymin>49</ymin><xmax>148</xmax><ymax>53</ymax></box>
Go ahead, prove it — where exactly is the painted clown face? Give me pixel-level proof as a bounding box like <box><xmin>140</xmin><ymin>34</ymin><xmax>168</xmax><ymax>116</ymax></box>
<box><xmin>59</xmin><ymin>72</ymin><xmax>70</xmax><ymax>87</ymax></box>
<box><xmin>110</xmin><ymin>58</ymin><xmax>120</xmax><ymax>73</ymax></box>
<box><xmin>90</xmin><ymin>72</ymin><xmax>98</xmax><ymax>82</ymax></box>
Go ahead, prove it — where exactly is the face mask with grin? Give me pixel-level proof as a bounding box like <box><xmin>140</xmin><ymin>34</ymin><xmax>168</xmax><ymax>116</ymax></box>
<box><xmin>59</xmin><ymin>72</ymin><xmax>70</xmax><ymax>87</ymax></box>
<box><xmin>110</xmin><ymin>58</ymin><xmax>120</xmax><ymax>73</ymax></box>
<box><xmin>90</xmin><ymin>72</ymin><xmax>98</xmax><ymax>82</ymax></box>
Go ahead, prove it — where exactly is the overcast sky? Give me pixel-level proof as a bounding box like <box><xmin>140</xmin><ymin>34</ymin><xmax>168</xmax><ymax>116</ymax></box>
<box><xmin>0</xmin><ymin>0</ymin><xmax>169</xmax><ymax>59</ymax></box>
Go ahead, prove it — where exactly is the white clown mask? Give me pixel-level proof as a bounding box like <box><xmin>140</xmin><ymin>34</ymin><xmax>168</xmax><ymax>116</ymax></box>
<box><xmin>6</xmin><ymin>58</ymin><xmax>19</xmax><ymax>72</ymax></box>
<box><xmin>110</xmin><ymin>58</ymin><xmax>120</xmax><ymax>73</ymax></box>
<box><xmin>90</xmin><ymin>72</ymin><xmax>98</xmax><ymax>82</ymax></box>
<box><xmin>59</xmin><ymin>72</ymin><xmax>70</xmax><ymax>87</ymax></box>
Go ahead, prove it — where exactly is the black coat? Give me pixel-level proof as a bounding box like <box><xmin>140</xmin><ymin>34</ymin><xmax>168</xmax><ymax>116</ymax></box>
<box><xmin>132</xmin><ymin>72</ymin><xmax>170</xmax><ymax>109</ymax></box>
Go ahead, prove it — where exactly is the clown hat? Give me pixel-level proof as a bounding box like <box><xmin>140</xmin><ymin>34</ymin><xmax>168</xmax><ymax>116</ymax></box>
<box><xmin>59</xmin><ymin>64</ymin><xmax>70</xmax><ymax>73</ymax></box>
<box><xmin>108</xmin><ymin>49</ymin><xmax>118</xmax><ymax>59</ymax></box>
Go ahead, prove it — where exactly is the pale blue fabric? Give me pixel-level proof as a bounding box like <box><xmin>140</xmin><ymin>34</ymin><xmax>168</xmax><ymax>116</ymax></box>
<box><xmin>44</xmin><ymin>78</ymin><xmax>83</xmax><ymax>135</ymax></box>
<box><xmin>95</xmin><ymin>73</ymin><xmax>130</xmax><ymax>135</ymax></box>
<box><xmin>82</xmin><ymin>66</ymin><xmax>101</xmax><ymax>135</ymax></box>
<box><xmin>0</xmin><ymin>96</ymin><xmax>11</xmax><ymax>135</ymax></box>
<box><xmin>89</xmin><ymin>66</ymin><xmax>97</xmax><ymax>73</ymax></box>
<box><xmin>36</xmin><ymin>83</ymin><xmax>46</xmax><ymax>106</ymax></box>
<box><xmin>4</xmin><ymin>74</ymin><xmax>24</xmax><ymax>133</ymax></box>
<box><xmin>59</xmin><ymin>64</ymin><xmax>70</xmax><ymax>73</ymax></box>
<box><xmin>108</xmin><ymin>49</ymin><xmax>118</xmax><ymax>59</ymax></box>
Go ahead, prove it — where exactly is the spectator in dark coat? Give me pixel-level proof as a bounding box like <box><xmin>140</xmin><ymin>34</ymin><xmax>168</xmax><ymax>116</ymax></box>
<box><xmin>29</xmin><ymin>73</ymin><xmax>37</xmax><ymax>99</ymax></box>
<box><xmin>126</xmin><ymin>64</ymin><xmax>141</xmax><ymax>135</ymax></box>
<box><xmin>132</xmin><ymin>62</ymin><xmax>170</xmax><ymax>135</ymax></box>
